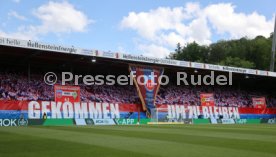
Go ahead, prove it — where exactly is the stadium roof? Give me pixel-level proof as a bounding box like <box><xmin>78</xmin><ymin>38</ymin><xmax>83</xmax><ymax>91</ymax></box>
<box><xmin>1</xmin><ymin>36</ymin><xmax>276</xmax><ymax>78</ymax></box>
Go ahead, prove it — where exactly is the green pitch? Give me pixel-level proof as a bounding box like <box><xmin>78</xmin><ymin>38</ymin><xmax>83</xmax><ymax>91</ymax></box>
<box><xmin>0</xmin><ymin>124</ymin><xmax>276</xmax><ymax>157</ymax></box>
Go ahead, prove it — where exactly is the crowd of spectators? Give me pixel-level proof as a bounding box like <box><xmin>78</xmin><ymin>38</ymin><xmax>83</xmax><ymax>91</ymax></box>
<box><xmin>0</xmin><ymin>72</ymin><xmax>53</xmax><ymax>101</ymax></box>
<box><xmin>156</xmin><ymin>86</ymin><xmax>253</xmax><ymax>107</ymax></box>
<box><xmin>0</xmin><ymin>72</ymin><xmax>139</xmax><ymax>104</ymax></box>
<box><xmin>0</xmin><ymin>72</ymin><xmax>275</xmax><ymax>108</ymax></box>
<box><xmin>80</xmin><ymin>84</ymin><xmax>139</xmax><ymax>104</ymax></box>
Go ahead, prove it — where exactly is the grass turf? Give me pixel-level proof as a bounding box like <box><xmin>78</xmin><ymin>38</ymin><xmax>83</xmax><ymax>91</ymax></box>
<box><xmin>0</xmin><ymin>124</ymin><xmax>276</xmax><ymax>157</ymax></box>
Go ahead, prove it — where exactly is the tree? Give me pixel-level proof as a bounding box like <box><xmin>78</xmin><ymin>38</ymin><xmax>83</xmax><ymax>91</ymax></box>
<box><xmin>219</xmin><ymin>57</ymin><xmax>255</xmax><ymax>69</ymax></box>
<box><xmin>170</xmin><ymin>34</ymin><xmax>274</xmax><ymax>71</ymax></box>
<box><xmin>172</xmin><ymin>42</ymin><xmax>209</xmax><ymax>63</ymax></box>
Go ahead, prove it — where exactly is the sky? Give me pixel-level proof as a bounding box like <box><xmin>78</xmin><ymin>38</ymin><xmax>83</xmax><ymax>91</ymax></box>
<box><xmin>0</xmin><ymin>0</ymin><xmax>275</xmax><ymax>58</ymax></box>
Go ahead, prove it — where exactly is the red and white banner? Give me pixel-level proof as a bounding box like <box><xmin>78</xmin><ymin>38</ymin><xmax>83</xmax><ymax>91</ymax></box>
<box><xmin>164</xmin><ymin>105</ymin><xmax>240</xmax><ymax>119</ymax></box>
<box><xmin>200</xmin><ymin>93</ymin><xmax>215</xmax><ymax>107</ymax></box>
<box><xmin>0</xmin><ymin>100</ymin><xmax>276</xmax><ymax>119</ymax></box>
<box><xmin>129</xmin><ymin>65</ymin><xmax>164</xmax><ymax>115</ymax></box>
<box><xmin>54</xmin><ymin>85</ymin><xmax>80</xmax><ymax>103</ymax></box>
<box><xmin>252</xmin><ymin>97</ymin><xmax>266</xmax><ymax>109</ymax></box>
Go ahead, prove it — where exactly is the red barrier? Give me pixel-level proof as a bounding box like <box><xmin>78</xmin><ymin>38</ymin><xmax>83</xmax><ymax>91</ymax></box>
<box><xmin>0</xmin><ymin>100</ymin><xmax>28</xmax><ymax>110</ymax></box>
<box><xmin>238</xmin><ymin>107</ymin><xmax>276</xmax><ymax>114</ymax></box>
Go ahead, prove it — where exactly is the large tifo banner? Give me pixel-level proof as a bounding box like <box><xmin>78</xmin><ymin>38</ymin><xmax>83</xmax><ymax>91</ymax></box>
<box><xmin>165</xmin><ymin>105</ymin><xmax>240</xmax><ymax>119</ymax></box>
<box><xmin>200</xmin><ymin>93</ymin><xmax>215</xmax><ymax>107</ymax></box>
<box><xmin>54</xmin><ymin>85</ymin><xmax>80</xmax><ymax>103</ymax></box>
<box><xmin>0</xmin><ymin>100</ymin><xmax>144</xmax><ymax>119</ymax></box>
<box><xmin>129</xmin><ymin>65</ymin><xmax>164</xmax><ymax>115</ymax></box>
<box><xmin>252</xmin><ymin>97</ymin><xmax>266</xmax><ymax>109</ymax></box>
<box><xmin>0</xmin><ymin>100</ymin><xmax>276</xmax><ymax>119</ymax></box>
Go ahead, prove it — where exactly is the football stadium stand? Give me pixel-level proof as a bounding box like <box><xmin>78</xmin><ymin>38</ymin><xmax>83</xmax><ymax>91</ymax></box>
<box><xmin>1</xmin><ymin>72</ymin><xmax>276</xmax><ymax>108</ymax></box>
<box><xmin>0</xmin><ymin>37</ymin><xmax>276</xmax><ymax>125</ymax></box>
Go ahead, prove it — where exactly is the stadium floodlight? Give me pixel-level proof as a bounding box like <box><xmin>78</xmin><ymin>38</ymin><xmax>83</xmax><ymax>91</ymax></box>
<box><xmin>91</xmin><ymin>57</ymin><xmax>96</xmax><ymax>63</ymax></box>
<box><xmin>270</xmin><ymin>15</ymin><xmax>276</xmax><ymax>71</ymax></box>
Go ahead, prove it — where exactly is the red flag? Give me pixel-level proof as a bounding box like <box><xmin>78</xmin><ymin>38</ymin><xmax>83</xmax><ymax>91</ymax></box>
<box><xmin>54</xmin><ymin>85</ymin><xmax>80</xmax><ymax>103</ymax></box>
<box><xmin>200</xmin><ymin>93</ymin><xmax>215</xmax><ymax>106</ymax></box>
